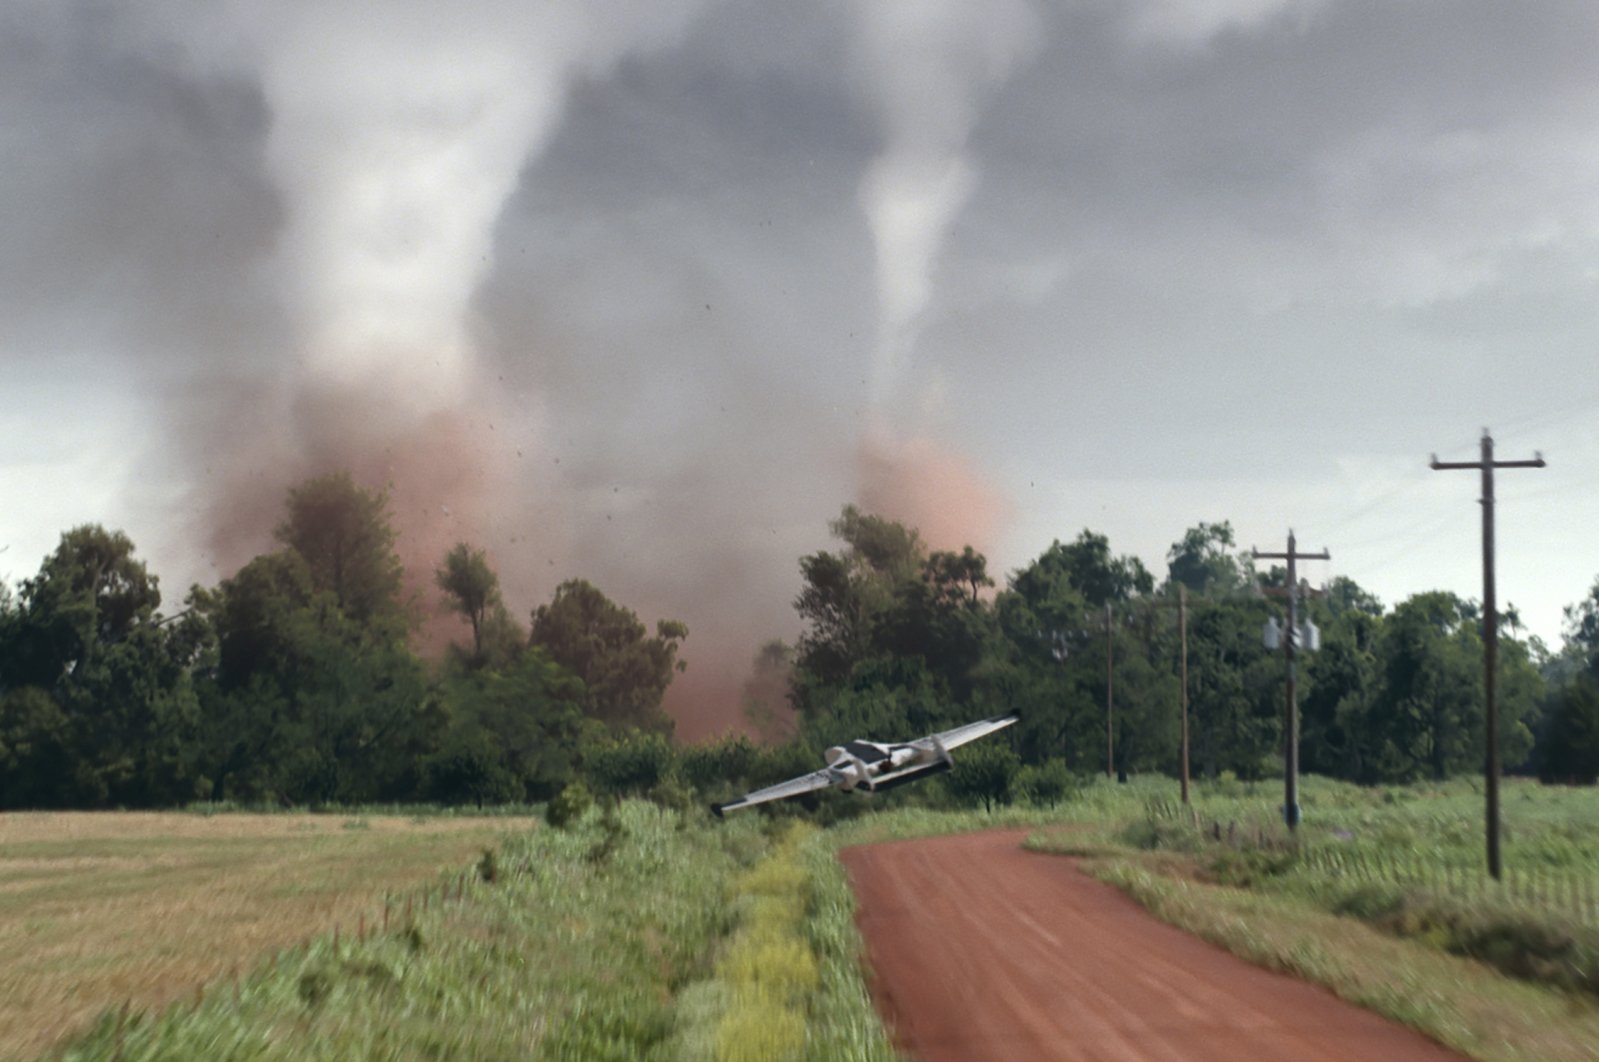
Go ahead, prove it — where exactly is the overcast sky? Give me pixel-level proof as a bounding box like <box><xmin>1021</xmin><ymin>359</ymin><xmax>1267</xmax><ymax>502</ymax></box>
<box><xmin>4</xmin><ymin>0</ymin><xmax>1598</xmax><ymax>737</ymax></box>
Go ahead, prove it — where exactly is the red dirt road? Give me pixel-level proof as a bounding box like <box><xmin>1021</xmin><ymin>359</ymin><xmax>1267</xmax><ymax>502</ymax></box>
<box><xmin>841</xmin><ymin>830</ymin><xmax>1465</xmax><ymax>1062</ymax></box>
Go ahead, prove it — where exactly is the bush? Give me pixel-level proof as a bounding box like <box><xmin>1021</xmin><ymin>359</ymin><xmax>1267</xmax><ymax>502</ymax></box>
<box><xmin>544</xmin><ymin>781</ymin><xmax>593</xmax><ymax>830</ymax></box>
<box><xmin>1207</xmin><ymin>846</ymin><xmax>1300</xmax><ymax>887</ymax></box>
<box><xmin>1015</xmin><ymin>759</ymin><xmax>1078</xmax><ymax>808</ymax></box>
<box><xmin>1331</xmin><ymin>885</ymin><xmax>1599</xmax><ymax>997</ymax></box>
<box><xmin>586</xmin><ymin>731</ymin><xmax>674</xmax><ymax>798</ymax></box>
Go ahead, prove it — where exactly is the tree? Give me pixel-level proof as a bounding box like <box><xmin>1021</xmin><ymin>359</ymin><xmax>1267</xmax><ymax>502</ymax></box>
<box><xmin>275</xmin><ymin>472</ymin><xmax>407</xmax><ymax>634</ymax></box>
<box><xmin>436</xmin><ymin>543</ymin><xmax>514</xmax><ymax>667</ymax></box>
<box><xmin>742</xmin><ymin>640</ymin><xmax>797</xmax><ymax>743</ymax></box>
<box><xmin>0</xmin><ymin>686</ymin><xmax>74</xmax><ymax>807</ymax></box>
<box><xmin>1166</xmin><ymin>521</ymin><xmax>1251</xmax><ymax>596</ymax></box>
<box><xmin>1299</xmin><ymin>608</ymin><xmax>1381</xmax><ymax>780</ymax></box>
<box><xmin>1</xmin><ymin>526</ymin><xmax>201</xmax><ymax>807</ymax></box>
<box><xmin>1562</xmin><ymin>575</ymin><xmax>1599</xmax><ymax>676</ymax></box>
<box><xmin>944</xmin><ymin>741</ymin><xmax>1020</xmax><ymax>812</ymax></box>
<box><xmin>1360</xmin><ymin>592</ymin><xmax>1539</xmax><ymax>783</ymax></box>
<box><xmin>529</xmin><ymin>579</ymin><xmax>686</xmax><ymax>735</ymax></box>
<box><xmin>679</xmin><ymin>733</ymin><xmax>760</xmax><ymax>804</ymax></box>
<box><xmin>1015</xmin><ymin>758</ymin><xmax>1075</xmax><ymax>807</ymax></box>
<box><xmin>584</xmin><ymin>730</ymin><xmax>675</xmax><ymax>798</ymax></box>
<box><xmin>431</xmin><ymin>647</ymin><xmax>586</xmax><ymax>802</ymax></box>
<box><xmin>191</xmin><ymin>530</ymin><xmax>436</xmax><ymax>804</ymax></box>
<box><xmin>1015</xmin><ymin>531</ymin><xmax>1152</xmax><ymax>610</ymax></box>
<box><xmin>1539</xmin><ymin>676</ymin><xmax>1599</xmax><ymax>785</ymax></box>
<box><xmin>1183</xmin><ymin>597</ymin><xmax>1281</xmax><ymax>780</ymax></box>
<box><xmin>790</xmin><ymin>506</ymin><xmax>1004</xmax><ymax>749</ymax></box>
<box><xmin>924</xmin><ymin>547</ymin><xmax>994</xmax><ymax>608</ymax></box>
<box><xmin>1324</xmin><ymin>576</ymin><xmax>1383</xmax><ymax>620</ymax></box>
<box><xmin>793</xmin><ymin>505</ymin><xmax>927</xmax><ymax>699</ymax></box>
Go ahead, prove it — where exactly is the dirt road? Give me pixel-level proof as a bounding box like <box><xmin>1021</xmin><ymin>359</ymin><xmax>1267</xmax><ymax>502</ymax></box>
<box><xmin>840</xmin><ymin>830</ymin><xmax>1464</xmax><ymax>1061</ymax></box>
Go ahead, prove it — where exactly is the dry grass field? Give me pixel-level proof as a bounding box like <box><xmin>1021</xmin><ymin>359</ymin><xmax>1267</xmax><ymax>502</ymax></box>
<box><xmin>0</xmin><ymin>811</ymin><xmax>534</xmax><ymax>1059</ymax></box>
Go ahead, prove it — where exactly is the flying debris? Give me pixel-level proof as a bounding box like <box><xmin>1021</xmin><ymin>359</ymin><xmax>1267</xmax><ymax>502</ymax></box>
<box><xmin>711</xmin><ymin>713</ymin><xmax>1019</xmax><ymax>816</ymax></box>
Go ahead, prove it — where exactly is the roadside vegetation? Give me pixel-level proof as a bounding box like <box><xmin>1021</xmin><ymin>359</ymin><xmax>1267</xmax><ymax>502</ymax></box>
<box><xmin>44</xmin><ymin>803</ymin><xmax>896</xmax><ymax>1062</ymax></box>
<box><xmin>0</xmin><ymin>811</ymin><xmax>529</xmax><ymax>1060</ymax></box>
<box><xmin>1022</xmin><ymin>774</ymin><xmax>1599</xmax><ymax>1061</ymax></box>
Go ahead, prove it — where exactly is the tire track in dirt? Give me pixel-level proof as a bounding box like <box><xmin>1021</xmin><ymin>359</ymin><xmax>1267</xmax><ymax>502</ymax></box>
<box><xmin>840</xmin><ymin>830</ymin><xmax>1465</xmax><ymax>1061</ymax></box>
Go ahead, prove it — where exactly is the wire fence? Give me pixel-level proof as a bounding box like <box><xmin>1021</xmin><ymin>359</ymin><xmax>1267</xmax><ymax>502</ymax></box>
<box><xmin>1141</xmin><ymin>797</ymin><xmax>1599</xmax><ymax>927</ymax></box>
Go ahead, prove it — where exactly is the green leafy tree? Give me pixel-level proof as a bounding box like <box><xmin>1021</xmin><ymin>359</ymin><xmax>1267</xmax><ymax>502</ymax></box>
<box><xmin>986</xmin><ymin>532</ymin><xmax>1172</xmax><ymax>776</ymax></box>
<box><xmin>1184</xmin><ymin>597</ymin><xmax>1281</xmax><ymax>780</ymax></box>
<box><xmin>431</xmin><ymin>647</ymin><xmax>586</xmax><ymax>803</ymax></box>
<box><xmin>793</xmin><ymin>506</ymin><xmax>927</xmax><ymax>697</ymax></box>
<box><xmin>1562</xmin><ymin>575</ymin><xmax>1599</xmax><ymax>676</ymax></box>
<box><xmin>1300</xmin><ymin>608</ymin><xmax>1381</xmax><ymax>780</ymax></box>
<box><xmin>1</xmin><ymin>526</ymin><xmax>201</xmax><ymax>806</ymax></box>
<box><xmin>191</xmin><ymin>476</ymin><xmax>436</xmax><ymax>804</ymax></box>
<box><xmin>792</xmin><ymin>507</ymin><xmax>1008</xmax><ymax>753</ymax></box>
<box><xmin>189</xmin><ymin>551</ymin><xmax>311</xmax><ymax>800</ymax></box>
<box><xmin>1014</xmin><ymin>758</ymin><xmax>1076</xmax><ymax>807</ymax></box>
<box><xmin>1324</xmin><ymin>575</ymin><xmax>1383</xmax><ymax>620</ymax></box>
<box><xmin>1166</xmin><ymin>521</ymin><xmax>1252</xmax><ymax>596</ymax></box>
<box><xmin>1358</xmin><ymin>592</ymin><xmax>1539</xmax><ymax>782</ymax></box>
<box><xmin>436</xmin><ymin>543</ymin><xmax>506</xmax><ymax>666</ymax></box>
<box><xmin>0</xmin><ymin>686</ymin><xmax>74</xmax><ymax>807</ymax></box>
<box><xmin>584</xmin><ymin>730</ymin><xmax>675</xmax><ymax>798</ymax></box>
<box><xmin>678</xmin><ymin>733</ymin><xmax>760</xmax><ymax>804</ymax></box>
<box><xmin>1015</xmin><ymin>531</ymin><xmax>1152</xmax><ymax>610</ymax></box>
<box><xmin>1539</xmin><ymin>676</ymin><xmax>1599</xmax><ymax>784</ymax></box>
<box><xmin>275</xmin><ymin>472</ymin><xmax>407</xmax><ymax>634</ymax></box>
<box><xmin>425</xmin><ymin>730</ymin><xmax>522</xmax><ymax>807</ymax></box>
<box><xmin>529</xmin><ymin>579</ymin><xmax>686</xmax><ymax>735</ymax></box>
<box><xmin>741</xmin><ymin>640</ymin><xmax>797</xmax><ymax>744</ymax></box>
<box><xmin>944</xmin><ymin>741</ymin><xmax>1020</xmax><ymax>812</ymax></box>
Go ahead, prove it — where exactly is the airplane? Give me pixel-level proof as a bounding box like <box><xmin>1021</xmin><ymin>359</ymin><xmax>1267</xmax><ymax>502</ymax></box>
<box><xmin>711</xmin><ymin>712</ymin><xmax>1019</xmax><ymax>816</ymax></box>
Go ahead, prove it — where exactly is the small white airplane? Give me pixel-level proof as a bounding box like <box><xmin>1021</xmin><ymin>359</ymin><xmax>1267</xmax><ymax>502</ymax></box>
<box><xmin>712</xmin><ymin>712</ymin><xmax>1019</xmax><ymax>816</ymax></box>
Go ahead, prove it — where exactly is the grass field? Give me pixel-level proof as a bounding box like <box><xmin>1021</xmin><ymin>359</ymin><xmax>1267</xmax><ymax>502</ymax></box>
<box><xmin>1022</xmin><ymin>774</ymin><xmax>1599</xmax><ymax>1061</ymax></box>
<box><xmin>9</xmin><ymin>778</ymin><xmax>1599</xmax><ymax>1060</ymax></box>
<box><xmin>40</xmin><ymin>803</ymin><xmax>893</xmax><ymax>1061</ymax></box>
<box><xmin>0</xmin><ymin>811</ymin><xmax>533</xmax><ymax>1059</ymax></box>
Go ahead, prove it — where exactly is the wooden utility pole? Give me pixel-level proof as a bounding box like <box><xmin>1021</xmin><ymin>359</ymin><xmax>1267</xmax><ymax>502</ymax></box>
<box><xmin>1431</xmin><ymin>430</ymin><xmax>1544</xmax><ymax>881</ymax></box>
<box><xmin>1179</xmin><ymin>585</ymin><xmax>1190</xmax><ymax>805</ymax></box>
<box><xmin>1251</xmin><ymin>531</ymin><xmax>1329</xmax><ymax>831</ymax></box>
<box><xmin>1105</xmin><ymin>603</ymin><xmax>1115</xmax><ymax>780</ymax></box>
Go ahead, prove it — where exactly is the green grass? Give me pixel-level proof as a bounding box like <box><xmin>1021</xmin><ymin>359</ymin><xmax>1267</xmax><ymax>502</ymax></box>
<box><xmin>58</xmin><ymin>804</ymin><xmax>764</xmax><ymax>1060</ymax></box>
<box><xmin>1074</xmin><ymin>859</ymin><xmax>1599</xmax><ymax>1062</ymax></box>
<box><xmin>31</xmin><ymin>777</ymin><xmax>1599</xmax><ymax>1061</ymax></box>
<box><xmin>1024</xmin><ymin>774</ymin><xmax>1599</xmax><ymax>1060</ymax></box>
<box><xmin>49</xmin><ymin>802</ymin><xmax>898</xmax><ymax>1061</ymax></box>
<box><xmin>0</xmin><ymin>811</ymin><xmax>530</xmax><ymax>1059</ymax></box>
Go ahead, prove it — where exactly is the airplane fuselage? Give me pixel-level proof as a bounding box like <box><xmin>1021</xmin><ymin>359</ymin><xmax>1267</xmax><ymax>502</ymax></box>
<box><xmin>824</xmin><ymin>740</ymin><xmax>930</xmax><ymax>791</ymax></box>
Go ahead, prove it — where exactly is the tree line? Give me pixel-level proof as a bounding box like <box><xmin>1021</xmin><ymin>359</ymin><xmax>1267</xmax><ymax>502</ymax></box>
<box><xmin>3</xmin><ymin>477</ymin><xmax>1598</xmax><ymax>812</ymax></box>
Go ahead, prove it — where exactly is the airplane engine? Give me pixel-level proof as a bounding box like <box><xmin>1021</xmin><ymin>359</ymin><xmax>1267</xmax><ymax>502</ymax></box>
<box><xmin>825</xmin><ymin>749</ymin><xmax>871</xmax><ymax>791</ymax></box>
<box><xmin>888</xmin><ymin>746</ymin><xmax>918</xmax><ymax>768</ymax></box>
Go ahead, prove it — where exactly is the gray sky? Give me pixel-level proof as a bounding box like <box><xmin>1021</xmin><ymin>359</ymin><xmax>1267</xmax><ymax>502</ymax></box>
<box><xmin>4</xmin><ymin>0</ymin><xmax>1598</xmax><ymax>736</ymax></box>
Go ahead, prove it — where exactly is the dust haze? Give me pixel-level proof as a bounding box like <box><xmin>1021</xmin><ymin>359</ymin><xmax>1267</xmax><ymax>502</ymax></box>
<box><xmin>57</xmin><ymin>1</ymin><xmax>1022</xmax><ymax>740</ymax></box>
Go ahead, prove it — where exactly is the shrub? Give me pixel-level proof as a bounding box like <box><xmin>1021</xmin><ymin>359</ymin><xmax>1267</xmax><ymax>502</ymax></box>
<box><xmin>477</xmin><ymin>846</ymin><xmax>499</xmax><ymax>883</ymax></box>
<box><xmin>544</xmin><ymin>781</ymin><xmax>593</xmax><ymax>830</ymax></box>
<box><xmin>1207</xmin><ymin>846</ymin><xmax>1299</xmax><ymax>887</ymax></box>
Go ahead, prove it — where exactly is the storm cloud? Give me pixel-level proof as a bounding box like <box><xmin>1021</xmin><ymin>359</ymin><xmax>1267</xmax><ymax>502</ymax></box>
<box><xmin>5</xmin><ymin>0</ymin><xmax>1599</xmax><ymax>735</ymax></box>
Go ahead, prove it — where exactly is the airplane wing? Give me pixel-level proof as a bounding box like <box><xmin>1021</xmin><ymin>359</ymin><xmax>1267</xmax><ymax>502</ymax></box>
<box><xmin>711</xmin><ymin>768</ymin><xmax>839</xmax><ymax>817</ymax></box>
<box><xmin>913</xmin><ymin>712</ymin><xmax>1019</xmax><ymax>753</ymax></box>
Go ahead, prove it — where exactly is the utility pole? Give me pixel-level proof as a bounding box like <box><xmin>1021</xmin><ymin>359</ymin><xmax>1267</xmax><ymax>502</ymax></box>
<box><xmin>1179</xmin><ymin>585</ymin><xmax>1190</xmax><ymax>805</ymax></box>
<box><xmin>1251</xmin><ymin>531</ymin><xmax>1329</xmax><ymax>831</ymax></box>
<box><xmin>1105</xmin><ymin>603</ymin><xmax>1114</xmax><ymax>780</ymax></box>
<box><xmin>1431</xmin><ymin>429</ymin><xmax>1544</xmax><ymax>881</ymax></box>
